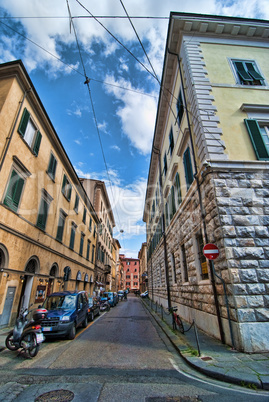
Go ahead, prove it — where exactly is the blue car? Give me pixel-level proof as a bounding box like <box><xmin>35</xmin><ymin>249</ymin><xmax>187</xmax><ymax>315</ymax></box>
<box><xmin>102</xmin><ymin>291</ymin><xmax>117</xmax><ymax>307</ymax></box>
<box><xmin>40</xmin><ymin>291</ymin><xmax>89</xmax><ymax>340</ymax></box>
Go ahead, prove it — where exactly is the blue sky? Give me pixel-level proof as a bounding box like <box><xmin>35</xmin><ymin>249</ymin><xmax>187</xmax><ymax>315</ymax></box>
<box><xmin>0</xmin><ymin>0</ymin><xmax>268</xmax><ymax>257</ymax></box>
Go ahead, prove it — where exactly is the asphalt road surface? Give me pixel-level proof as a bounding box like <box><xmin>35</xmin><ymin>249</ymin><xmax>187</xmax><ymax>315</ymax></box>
<box><xmin>0</xmin><ymin>294</ymin><xmax>268</xmax><ymax>401</ymax></box>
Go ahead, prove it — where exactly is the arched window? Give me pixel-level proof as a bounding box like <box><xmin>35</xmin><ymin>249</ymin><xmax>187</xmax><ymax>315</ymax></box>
<box><xmin>0</xmin><ymin>244</ymin><xmax>9</xmax><ymax>269</ymax></box>
<box><xmin>25</xmin><ymin>257</ymin><xmax>38</xmax><ymax>274</ymax></box>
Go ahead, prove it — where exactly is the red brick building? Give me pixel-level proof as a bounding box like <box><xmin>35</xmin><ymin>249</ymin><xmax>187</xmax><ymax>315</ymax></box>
<box><xmin>120</xmin><ymin>254</ymin><xmax>139</xmax><ymax>292</ymax></box>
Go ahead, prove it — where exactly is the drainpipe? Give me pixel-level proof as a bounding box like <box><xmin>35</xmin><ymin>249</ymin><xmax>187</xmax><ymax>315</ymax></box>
<box><xmin>168</xmin><ymin>49</ymin><xmax>225</xmax><ymax>344</ymax></box>
<box><xmin>0</xmin><ymin>89</ymin><xmax>31</xmax><ymax>172</ymax></box>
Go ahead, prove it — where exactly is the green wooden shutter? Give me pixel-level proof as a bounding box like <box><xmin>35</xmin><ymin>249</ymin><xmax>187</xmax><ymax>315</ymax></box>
<box><xmin>69</xmin><ymin>225</ymin><xmax>75</xmax><ymax>250</ymax></box>
<box><xmin>33</xmin><ymin>130</ymin><xmax>42</xmax><ymax>156</ymax></box>
<box><xmin>175</xmin><ymin>173</ymin><xmax>182</xmax><ymax>205</ymax></box>
<box><xmin>246</xmin><ymin>63</ymin><xmax>263</xmax><ymax>80</ymax></box>
<box><xmin>244</xmin><ymin>119</ymin><xmax>269</xmax><ymax>160</ymax></box>
<box><xmin>171</xmin><ymin>186</ymin><xmax>176</xmax><ymax>215</ymax></box>
<box><xmin>74</xmin><ymin>194</ymin><xmax>79</xmax><ymax>213</ymax></box>
<box><xmin>4</xmin><ymin>170</ymin><xmax>24</xmax><ymax>211</ymax></box>
<box><xmin>48</xmin><ymin>154</ymin><xmax>57</xmax><ymax>180</ymax></box>
<box><xmin>234</xmin><ymin>61</ymin><xmax>253</xmax><ymax>82</ymax></box>
<box><xmin>37</xmin><ymin>197</ymin><xmax>49</xmax><ymax>231</ymax></box>
<box><xmin>169</xmin><ymin>129</ymin><xmax>174</xmax><ymax>155</ymax></box>
<box><xmin>18</xmin><ymin>108</ymin><xmax>30</xmax><ymax>137</ymax></box>
<box><xmin>83</xmin><ymin>207</ymin><xmax>86</xmax><ymax>223</ymax></box>
<box><xmin>56</xmin><ymin>213</ymin><xmax>65</xmax><ymax>241</ymax></box>
<box><xmin>183</xmin><ymin>147</ymin><xmax>194</xmax><ymax>189</ymax></box>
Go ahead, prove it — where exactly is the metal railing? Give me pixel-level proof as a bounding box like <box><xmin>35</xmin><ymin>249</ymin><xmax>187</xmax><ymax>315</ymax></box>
<box><xmin>146</xmin><ymin>298</ymin><xmax>201</xmax><ymax>356</ymax></box>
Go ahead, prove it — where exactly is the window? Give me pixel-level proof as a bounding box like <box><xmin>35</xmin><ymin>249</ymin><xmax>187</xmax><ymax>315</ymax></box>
<box><xmin>62</xmin><ymin>174</ymin><xmax>72</xmax><ymax>201</ymax></box>
<box><xmin>126</xmin><ymin>282</ymin><xmax>130</xmax><ymax>286</ymax></box>
<box><xmin>163</xmin><ymin>153</ymin><xmax>167</xmax><ymax>176</ymax></box>
<box><xmin>69</xmin><ymin>222</ymin><xmax>77</xmax><ymax>250</ymax></box>
<box><xmin>18</xmin><ymin>108</ymin><xmax>42</xmax><ymax>156</ymax></box>
<box><xmin>36</xmin><ymin>190</ymin><xmax>53</xmax><ymax>231</ymax></box>
<box><xmin>196</xmin><ymin>232</ymin><xmax>208</xmax><ymax>280</ymax></box>
<box><xmin>93</xmin><ymin>225</ymin><xmax>96</xmax><ymax>238</ymax></box>
<box><xmin>232</xmin><ymin>60</ymin><xmax>264</xmax><ymax>86</ymax></box>
<box><xmin>126</xmin><ymin>275</ymin><xmax>130</xmax><ymax>279</ymax></box>
<box><xmin>47</xmin><ymin>153</ymin><xmax>57</xmax><ymax>181</ymax></box>
<box><xmin>89</xmin><ymin>217</ymin><xmax>92</xmax><ymax>232</ymax></box>
<box><xmin>176</xmin><ymin>90</ymin><xmax>184</xmax><ymax>125</ymax></box>
<box><xmin>169</xmin><ymin>128</ymin><xmax>174</xmax><ymax>155</ymax></box>
<box><xmin>82</xmin><ymin>207</ymin><xmax>86</xmax><ymax>224</ymax></box>
<box><xmin>183</xmin><ymin>147</ymin><xmax>194</xmax><ymax>190</ymax></box>
<box><xmin>79</xmin><ymin>232</ymin><xmax>85</xmax><ymax>256</ymax></box>
<box><xmin>174</xmin><ymin>172</ymin><xmax>182</xmax><ymax>207</ymax></box>
<box><xmin>74</xmin><ymin>194</ymin><xmax>79</xmax><ymax>213</ymax></box>
<box><xmin>4</xmin><ymin>169</ymin><xmax>25</xmax><ymax>212</ymax></box>
<box><xmin>134</xmin><ymin>275</ymin><xmax>138</xmax><ymax>279</ymax></box>
<box><xmin>56</xmin><ymin>209</ymin><xmax>67</xmax><ymax>242</ymax></box>
<box><xmin>91</xmin><ymin>245</ymin><xmax>95</xmax><ymax>263</ymax></box>
<box><xmin>86</xmin><ymin>240</ymin><xmax>91</xmax><ymax>261</ymax></box>
<box><xmin>244</xmin><ymin>119</ymin><xmax>269</xmax><ymax>160</ymax></box>
<box><xmin>171</xmin><ymin>253</ymin><xmax>176</xmax><ymax>284</ymax></box>
<box><xmin>181</xmin><ymin>244</ymin><xmax>188</xmax><ymax>283</ymax></box>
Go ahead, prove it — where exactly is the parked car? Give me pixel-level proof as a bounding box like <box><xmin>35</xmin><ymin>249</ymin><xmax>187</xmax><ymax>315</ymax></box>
<box><xmin>88</xmin><ymin>297</ymin><xmax>100</xmax><ymax>321</ymax></box>
<box><xmin>40</xmin><ymin>291</ymin><xmax>89</xmax><ymax>340</ymax></box>
<box><xmin>140</xmin><ymin>291</ymin><xmax>148</xmax><ymax>298</ymax></box>
<box><xmin>102</xmin><ymin>291</ymin><xmax>117</xmax><ymax>307</ymax></box>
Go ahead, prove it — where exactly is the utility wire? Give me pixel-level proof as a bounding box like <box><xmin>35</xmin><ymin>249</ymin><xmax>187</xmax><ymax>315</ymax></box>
<box><xmin>66</xmin><ymin>0</ymin><xmax>123</xmax><ymax>233</ymax></box>
<box><xmin>0</xmin><ymin>20</ymin><xmax>157</xmax><ymax>99</ymax></box>
<box><xmin>75</xmin><ymin>0</ymin><xmax>158</xmax><ymax>81</ymax></box>
<box><xmin>0</xmin><ymin>15</ymin><xmax>169</xmax><ymax>20</ymax></box>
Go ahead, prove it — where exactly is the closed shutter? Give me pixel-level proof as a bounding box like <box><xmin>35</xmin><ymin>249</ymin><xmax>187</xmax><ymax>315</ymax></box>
<box><xmin>183</xmin><ymin>147</ymin><xmax>194</xmax><ymax>189</ymax></box>
<box><xmin>33</xmin><ymin>130</ymin><xmax>42</xmax><ymax>156</ymax></box>
<box><xmin>4</xmin><ymin>170</ymin><xmax>24</xmax><ymax>211</ymax></box>
<box><xmin>56</xmin><ymin>213</ymin><xmax>65</xmax><ymax>241</ymax></box>
<box><xmin>18</xmin><ymin>108</ymin><xmax>30</xmax><ymax>137</ymax></box>
<box><xmin>175</xmin><ymin>172</ymin><xmax>182</xmax><ymax>205</ymax></box>
<box><xmin>48</xmin><ymin>154</ymin><xmax>57</xmax><ymax>180</ymax></box>
<box><xmin>244</xmin><ymin>119</ymin><xmax>269</xmax><ymax>160</ymax></box>
<box><xmin>37</xmin><ymin>197</ymin><xmax>49</xmax><ymax>231</ymax></box>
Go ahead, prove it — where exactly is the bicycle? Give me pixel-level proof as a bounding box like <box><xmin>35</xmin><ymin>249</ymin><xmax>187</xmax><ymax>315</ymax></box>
<box><xmin>169</xmin><ymin>307</ymin><xmax>184</xmax><ymax>334</ymax></box>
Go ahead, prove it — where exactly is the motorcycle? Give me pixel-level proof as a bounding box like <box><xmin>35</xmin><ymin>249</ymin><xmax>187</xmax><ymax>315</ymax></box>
<box><xmin>5</xmin><ymin>306</ymin><xmax>47</xmax><ymax>358</ymax></box>
<box><xmin>99</xmin><ymin>299</ymin><xmax>111</xmax><ymax>312</ymax></box>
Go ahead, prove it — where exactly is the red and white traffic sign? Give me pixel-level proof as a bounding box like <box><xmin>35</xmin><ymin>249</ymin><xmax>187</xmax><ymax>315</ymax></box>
<box><xmin>203</xmin><ymin>243</ymin><xmax>219</xmax><ymax>260</ymax></box>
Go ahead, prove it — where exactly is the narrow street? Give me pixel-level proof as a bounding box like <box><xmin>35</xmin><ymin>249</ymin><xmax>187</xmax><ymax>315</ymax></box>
<box><xmin>0</xmin><ymin>295</ymin><xmax>268</xmax><ymax>401</ymax></box>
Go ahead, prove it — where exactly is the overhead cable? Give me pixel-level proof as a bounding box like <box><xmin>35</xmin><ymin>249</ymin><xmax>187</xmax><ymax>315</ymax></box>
<box><xmin>66</xmin><ymin>0</ymin><xmax>123</xmax><ymax>232</ymax></box>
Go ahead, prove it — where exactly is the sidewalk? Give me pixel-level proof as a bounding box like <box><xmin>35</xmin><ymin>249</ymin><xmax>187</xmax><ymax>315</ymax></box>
<box><xmin>142</xmin><ymin>298</ymin><xmax>269</xmax><ymax>391</ymax></box>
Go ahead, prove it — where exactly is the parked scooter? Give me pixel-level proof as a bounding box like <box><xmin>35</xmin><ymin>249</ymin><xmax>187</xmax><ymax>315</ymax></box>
<box><xmin>5</xmin><ymin>306</ymin><xmax>47</xmax><ymax>358</ymax></box>
<box><xmin>99</xmin><ymin>300</ymin><xmax>111</xmax><ymax>312</ymax></box>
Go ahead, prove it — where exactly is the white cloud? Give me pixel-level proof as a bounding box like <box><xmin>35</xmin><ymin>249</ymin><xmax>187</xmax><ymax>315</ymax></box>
<box><xmin>75</xmin><ymin>166</ymin><xmax>147</xmax><ymax>237</ymax></box>
<box><xmin>111</xmin><ymin>145</ymin><xmax>121</xmax><ymax>152</ymax></box>
<box><xmin>74</xmin><ymin>139</ymin><xmax>81</xmax><ymax>145</ymax></box>
<box><xmin>104</xmin><ymin>74</ymin><xmax>158</xmax><ymax>154</ymax></box>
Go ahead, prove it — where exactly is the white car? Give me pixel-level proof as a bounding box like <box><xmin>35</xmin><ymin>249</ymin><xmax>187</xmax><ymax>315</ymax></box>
<box><xmin>140</xmin><ymin>291</ymin><xmax>148</xmax><ymax>298</ymax></box>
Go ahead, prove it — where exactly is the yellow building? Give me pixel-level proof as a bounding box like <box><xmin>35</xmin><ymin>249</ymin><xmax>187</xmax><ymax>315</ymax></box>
<box><xmin>80</xmin><ymin>179</ymin><xmax>115</xmax><ymax>293</ymax></box>
<box><xmin>0</xmin><ymin>60</ymin><xmax>99</xmax><ymax>327</ymax></box>
<box><xmin>143</xmin><ymin>14</ymin><xmax>269</xmax><ymax>352</ymax></box>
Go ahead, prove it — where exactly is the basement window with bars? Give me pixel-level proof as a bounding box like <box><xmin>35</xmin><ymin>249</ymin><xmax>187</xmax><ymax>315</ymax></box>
<box><xmin>195</xmin><ymin>232</ymin><xmax>209</xmax><ymax>281</ymax></box>
<box><xmin>18</xmin><ymin>108</ymin><xmax>42</xmax><ymax>156</ymax></box>
<box><xmin>232</xmin><ymin>60</ymin><xmax>265</xmax><ymax>86</ymax></box>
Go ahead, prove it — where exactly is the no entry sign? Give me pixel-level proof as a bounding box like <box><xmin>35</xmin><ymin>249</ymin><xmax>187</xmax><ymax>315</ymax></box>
<box><xmin>203</xmin><ymin>243</ymin><xmax>219</xmax><ymax>260</ymax></box>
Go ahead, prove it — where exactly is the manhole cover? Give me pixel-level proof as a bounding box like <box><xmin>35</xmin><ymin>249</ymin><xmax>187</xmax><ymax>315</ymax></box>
<box><xmin>35</xmin><ymin>389</ymin><xmax>74</xmax><ymax>401</ymax></box>
<box><xmin>200</xmin><ymin>356</ymin><xmax>213</xmax><ymax>361</ymax></box>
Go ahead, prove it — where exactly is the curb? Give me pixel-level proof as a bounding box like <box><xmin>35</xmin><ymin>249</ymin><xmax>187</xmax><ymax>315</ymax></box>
<box><xmin>142</xmin><ymin>299</ymin><xmax>263</xmax><ymax>390</ymax></box>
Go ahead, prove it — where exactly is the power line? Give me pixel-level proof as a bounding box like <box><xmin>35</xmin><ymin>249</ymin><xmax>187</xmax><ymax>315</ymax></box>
<box><xmin>0</xmin><ymin>15</ymin><xmax>169</xmax><ymax>20</ymax></box>
<box><xmin>66</xmin><ymin>0</ymin><xmax>124</xmax><ymax>234</ymax></box>
<box><xmin>75</xmin><ymin>0</ymin><xmax>158</xmax><ymax>82</ymax></box>
<box><xmin>0</xmin><ymin>20</ymin><xmax>157</xmax><ymax>99</ymax></box>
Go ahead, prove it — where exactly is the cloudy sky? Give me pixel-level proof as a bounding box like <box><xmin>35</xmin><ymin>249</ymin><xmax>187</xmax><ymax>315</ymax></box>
<box><xmin>0</xmin><ymin>0</ymin><xmax>268</xmax><ymax>258</ymax></box>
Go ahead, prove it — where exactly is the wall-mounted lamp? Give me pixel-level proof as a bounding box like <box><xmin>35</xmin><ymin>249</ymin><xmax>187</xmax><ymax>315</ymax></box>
<box><xmin>45</xmin><ymin>279</ymin><xmax>49</xmax><ymax>283</ymax></box>
<box><xmin>39</xmin><ymin>278</ymin><xmax>44</xmax><ymax>283</ymax></box>
<box><xmin>20</xmin><ymin>275</ymin><xmax>25</xmax><ymax>282</ymax></box>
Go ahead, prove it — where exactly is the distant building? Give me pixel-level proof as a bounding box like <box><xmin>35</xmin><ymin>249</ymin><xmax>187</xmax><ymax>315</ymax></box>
<box><xmin>138</xmin><ymin>242</ymin><xmax>148</xmax><ymax>292</ymax></box>
<box><xmin>120</xmin><ymin>254</ymin><xmax>140</xmax><ymax>292</ymax></box>
<box><xmin>80</xmin><ymin>179</ymin><xmax>115</xmax><ymax>293</ymax></box>
<box><xmin>0</xmin><ymin>60</ymin><xmax>98</xmax><ymax>327</ymax></box>
<box><xmin>143</xmin><ymin>13</ymin><xmax>269</xmax><ymax>352</ymax></box>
